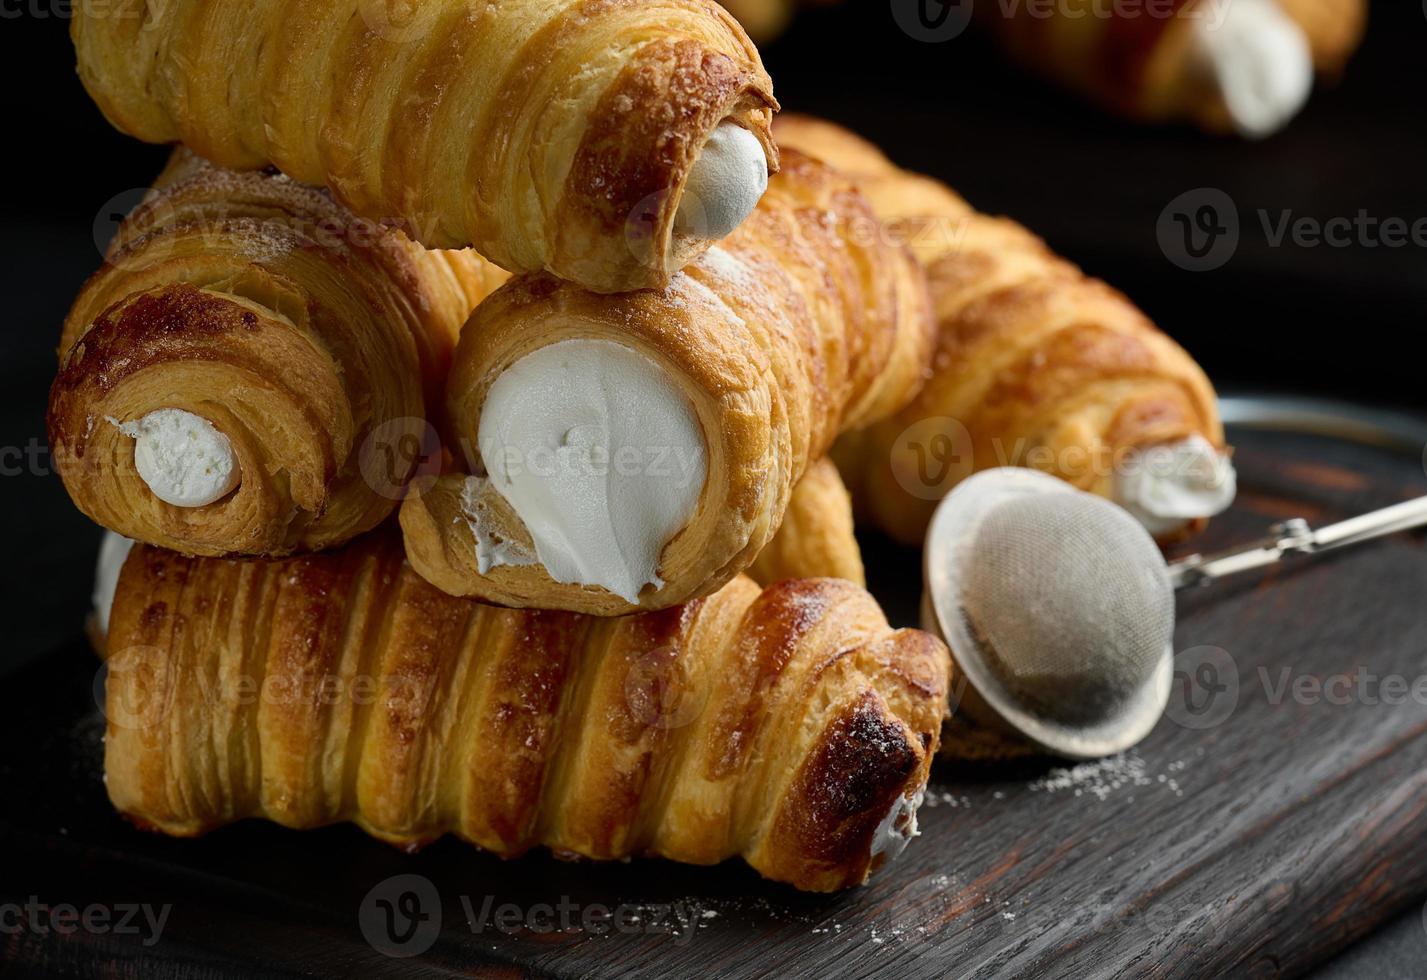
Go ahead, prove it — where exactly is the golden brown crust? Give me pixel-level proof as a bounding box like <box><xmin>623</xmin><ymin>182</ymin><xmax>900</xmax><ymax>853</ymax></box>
<box><xmin>1274</xmin><ymin>0</ymin><xmax>1367</xmax><ymax>74</ymax></box>
<box><xmin>47</xmin><ymin>151</ymin><xmax>505</xmax><ymax>557</ymax></box>
<box><xmin>748</xmin><ymin>457</ymin><xmax>864</xmax><ymax>587</ymax></box>
<box><xmin>775</xmin><ymin>115</ymin><xmax>1223</xmax><ymax>545</ymax></box>
<box><xmin>70</xmin><ymin>0</ymin><xmax>776</xmax><ymax>292</ymax></box>
<box><xmin>103</xmin><ymin>534</ymin><xmax>949</xmax><ymax>892</ymax></box>
<box><xmin>400</xmin><ymin>149</ymin><xmax>931</xmax><ymax>612</ymax></box>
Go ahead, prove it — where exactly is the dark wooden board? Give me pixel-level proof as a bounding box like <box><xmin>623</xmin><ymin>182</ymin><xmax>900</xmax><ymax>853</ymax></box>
<box><xmin>3</xmin><ymin>421</ymin><xmax>1427</xmax><ymax>979</ymax></box>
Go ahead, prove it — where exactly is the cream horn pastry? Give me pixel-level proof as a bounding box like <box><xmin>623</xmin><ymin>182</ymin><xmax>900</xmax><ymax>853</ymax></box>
<box><xmin>101</xmin><ymin>532</ymin><xmax>949</xmax><ymax>893</ymax></box>
<box><xmin>70</xmin><ymin>0</ymin><xmax>778</xmax><ymax>293</ymax></box>
<box><xmin>748</xmin><ymin>458</ymin><xmax>865</xmax><ymax>588</ymax></box>
<box><xmin>774</xmin><ymin>115</ymin><xmax>1232</xmax><ymax>545</ymax></box>
<box><xmin>981</xmin><ymin>0</ymin><xmax>1365</xmax><ymax>137</ymax></box>
<box><xmin>400</xmin><ymin>150</ymin><xmax>934</xmax><ymax>614</ymax></box>
<box><xmin>49</xmin><ymin>150</ymin><xmax>507</xmax><ymax>558</ymax></box>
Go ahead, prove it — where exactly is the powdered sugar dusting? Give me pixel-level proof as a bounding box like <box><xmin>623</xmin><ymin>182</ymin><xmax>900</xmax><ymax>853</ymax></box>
<box><xmin>699</xmin><ymin>245</ymin><xmax>757</xmax><ymax>294</ymax></box>
<box><xmin>678</xmin><ymin>273</ymin><xmax>745</xmax><ymax>331</ymax></box>
<box><xmin>920</xmin><ymin>785</ymin><xmax>972</xmax><ymax>809</ymax></box>
<box><xmin>1028</xmin><ymin>750</ymin><xmax>1189</xmax><ymax>801</ymax></box>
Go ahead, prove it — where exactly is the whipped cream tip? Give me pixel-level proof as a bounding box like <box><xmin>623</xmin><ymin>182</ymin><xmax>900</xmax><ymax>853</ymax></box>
<box><xmin>111</xmin><ymin>409</ymin><xmax>240</xmax><ymax>508</ymax></box>
<box><xmin>675</xmin><ymin>121</ymin><xmax>769</xmax><ymax>241</ymax></box>
<box><xmin>870</xmin><ymin>789</ymin><xmax>923</xmax><ymax>864</ymax></box>
<box><xmin>93</xmin><ymin>531</ymin><xmax>135</xmax><ymax>637</ymax></box>
<box><xmin>1114</xmin><ymin>434</ymin><xmax>1237</xmax><ymax>537</ymax></box>
<box><xmin>1190</xmin><ymin>0</ymin><xmax>1313</xmax><ymax>138</ymax></box>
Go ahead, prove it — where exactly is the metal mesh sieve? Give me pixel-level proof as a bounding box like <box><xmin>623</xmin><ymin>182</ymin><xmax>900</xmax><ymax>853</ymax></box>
<box><xmin>958</xmin><ymin>492</ymin><xmax>1175</xmax><ymax>730</ymax></box>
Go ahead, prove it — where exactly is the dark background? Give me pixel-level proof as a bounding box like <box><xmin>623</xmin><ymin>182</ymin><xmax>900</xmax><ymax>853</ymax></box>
<box><xmin>0</xmin><ymin>1</ymin><xmax>1424</xmax><ymax>975</ymax></box>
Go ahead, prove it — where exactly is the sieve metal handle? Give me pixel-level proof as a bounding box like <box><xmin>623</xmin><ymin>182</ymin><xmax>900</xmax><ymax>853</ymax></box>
<box><xmin>1168</xmin><ymin>495</ymin><xmax>1427</xmax><ymax>590</ymax></box>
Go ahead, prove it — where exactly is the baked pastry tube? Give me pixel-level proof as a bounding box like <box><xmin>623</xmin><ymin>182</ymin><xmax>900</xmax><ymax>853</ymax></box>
<box><xmin>1275</xmin><ymin>0</ymin><xmax>1367</xmax><ymax>74</ymax></box>
<box><xmin>70</xmin><ymin>0</ymin><xmax>777</xmax><ymax>293</ymax></box>
<box><xmin>980</xmin><ymin>0</ymin><xmax>1365</xmax><ymax>137</ymax></box>
<box><xmin>720</xmin><ymin>0</ymin><xmax>797</xmax><ymax>42</ymax></box>
<box><xmin>747</xmin><ymin>458</ymin><xmax>865</xmax><ymax>587</ymax></box>
<box><xmin>774</xmin><ymin>116</ymin><xmax>1232</xmax><ymax>545</ymax></box>
<box><xmin>48</xmin><ymin>151</ymin><xmax>506</xmax><ymax>558</ymax></box>
<box><xmin>400</xmin><ymin>150</ymin><xmax>934</xmax><ymax>614</ymax></box>
<box><xmin>101</xmin><ymin>534</ymin><xmax>949</xmax><ymax>893</ymax></box>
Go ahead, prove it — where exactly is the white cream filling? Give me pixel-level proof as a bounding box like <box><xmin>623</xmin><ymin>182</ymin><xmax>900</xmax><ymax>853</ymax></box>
<box><xmin>459</xmin><ymin>475</ymin><xmax>538</xmax><ymax>574</ymax></box>
<box><xmin>92</xmin><ymin>531</ymin><xmax>135</xmax><ymax>637</ymax></box>
<box><xmin>478</xmin><ymin>339</ymin><xmax>707</xmax><ymax>604</ymax></box>
<box><xmin>110</xmin><ymin>409</ymin><xmax>240</xmax><ymax>508</ymax></box>
<box><xmin>1114</xmin><ymin>435</ymin><xmax>1237</xmax><ymax>537</ymax></box>
<box><xmin>674</xmin><ymin>122</ymin><xmax>769</xmax><ymax>241</ymax></box>
<box><xmin>870</xmin><ymin>789</ymin><xmax>923</xmax><ymax>863</ymax></box>
<box><xmin>1190</xmin><ymin>0</ymin><xmax>1313</xmax><ymax>138</ymax></box>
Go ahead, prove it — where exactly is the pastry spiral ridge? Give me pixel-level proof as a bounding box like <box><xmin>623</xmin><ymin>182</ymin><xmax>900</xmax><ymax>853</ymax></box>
<box><xmin>71</xmin><ymin>0</ymin><xmax>778</xmax><ymax>292</ymax></box>
<box><xmin>103</xmin><ymin>533</ymin><xmax>948</xmax><ymax>892</ymax></box>
<box><xmin>775</xmin><ymin>116</ymin><xmax>1223</xmax><ymax>545</ymax></box>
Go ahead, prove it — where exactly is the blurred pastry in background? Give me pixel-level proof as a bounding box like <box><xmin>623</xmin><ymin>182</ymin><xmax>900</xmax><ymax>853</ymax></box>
<box><xmin>722</xmin><ymin>0</ymin><xmax>1364</xmax><ymax>135</ymax></box>
<box><xmin>721</xmin><ymin>0</ymin><xmax>796</xmax><ymax>42</ymax></box>
<box><xmin>775</xmin><ymin>115</ymin><xmax>1234</xmax><ymax>544</ymax></box>
<box><xmin>980</xmin><ymin>0</ymin><xmax>1367</xmax><ymax>137</ymax></box>
<box><xmin>721</xmin><ymin>0</ymin><xmax>844</xmax><ymax>42</ymax></box>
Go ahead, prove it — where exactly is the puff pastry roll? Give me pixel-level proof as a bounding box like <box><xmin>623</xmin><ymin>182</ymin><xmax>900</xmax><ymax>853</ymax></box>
<box><xmin>102</xmin><ymin>533</ymin><xmax>948</xmax><ymax>893</ymax></box>
<box><xmin>70</xmin><ymin>0</ymin><xmax>777</xmax><ymax>293</ymax></box>
<box><xmin>775</xmin><ymin>116</ymin><xmax>1230</xmax><ymax>545</ymax></box>
<box><xmin>720</xmin><ymin>0</ymin><xmax>795</xmax><ymax>42</ymax></box>
<box><xmin>400</xmin><ymin>150</ymin><xmax>933</xmax><ymax>614</ymax></box>
<box><xmin>49</xmin><ymin>151</ymin><xmax>506</xmax><ymax>558</ymax></box>
<box><xmin>748</xmin><ymin>458</ymin><xmax>864</xmax><ymax>588</ymax></box>
<box><xmin>981</xmin><ymin>0</ymin><xmax>1365</xmax><ymax>136</ymax></box>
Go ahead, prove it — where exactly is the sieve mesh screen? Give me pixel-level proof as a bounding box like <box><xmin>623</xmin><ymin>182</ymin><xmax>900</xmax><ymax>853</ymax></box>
<box><xmin>960</xmin><ymin>493</ymin><xmax>1174</xmax><ymax>727</ymax></box>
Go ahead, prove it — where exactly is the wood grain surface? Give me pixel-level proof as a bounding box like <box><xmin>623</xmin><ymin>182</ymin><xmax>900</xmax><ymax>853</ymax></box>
<box><xmin>2</xmin><ymin>423</ymin><xmax>1426</xmax><ymax>979</ymax></box>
